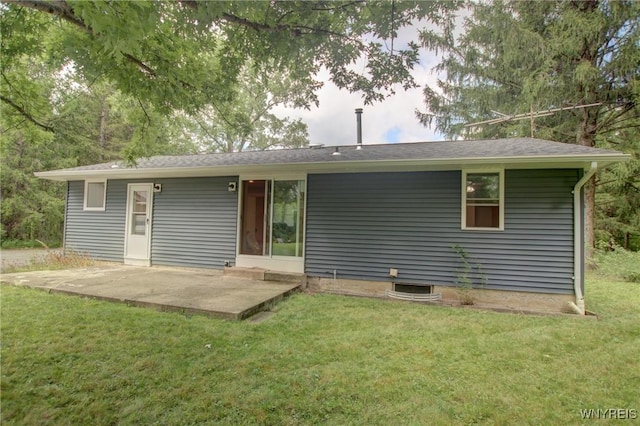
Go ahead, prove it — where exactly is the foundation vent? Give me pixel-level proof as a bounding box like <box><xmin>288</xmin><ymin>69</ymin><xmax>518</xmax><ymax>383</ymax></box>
<box><xmin>387</xmin><ymin>283</ymin><xmax>441</xmax><ymax>302</ymax></box>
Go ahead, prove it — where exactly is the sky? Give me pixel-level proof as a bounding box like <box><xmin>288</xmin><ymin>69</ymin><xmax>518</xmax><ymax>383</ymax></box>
<box><xmin>274</xmin><ymin>22</ymin><xmax>449</xmax><ymax>147</ymax></box>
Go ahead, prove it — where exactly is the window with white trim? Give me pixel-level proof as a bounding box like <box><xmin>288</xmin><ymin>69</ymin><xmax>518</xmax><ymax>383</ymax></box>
<box><xmin>84</xmin><ymin>180</ymin><xmax>106</xmax><ymax>211</ymax></box>
<box><xmin>462</xmin><ymin>171</ymin><xmax>503</xmax><ymax>230</ymax></box>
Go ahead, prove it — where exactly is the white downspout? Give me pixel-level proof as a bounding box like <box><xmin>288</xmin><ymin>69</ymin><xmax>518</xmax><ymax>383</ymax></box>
<box><xmin>570</xmin><ymin>161</ymin><xmax>598</xmax><ymax>315</ymax></box>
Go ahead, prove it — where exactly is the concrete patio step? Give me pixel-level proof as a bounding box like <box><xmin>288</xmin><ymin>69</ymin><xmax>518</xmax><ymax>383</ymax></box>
<box><xmin>224</xmin><ymin>267</ymin><xmax>266</xmax><ymax>280</ymax></box>
<box><xmin>224</xmin><ymin>267</ymin><xmax>306</xmax><ymax>286</ymax></box>
<box><xmin>264</xmin><ymin>271</ymin><xmax>306</xmax><ymax>284</ymax></box>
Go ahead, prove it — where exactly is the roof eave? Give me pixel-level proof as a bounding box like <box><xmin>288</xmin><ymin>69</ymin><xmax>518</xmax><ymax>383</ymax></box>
<box><xmin>34</xmin><ymin>153</ymin><xmax>631</xmax><ymax>181</ymax></box>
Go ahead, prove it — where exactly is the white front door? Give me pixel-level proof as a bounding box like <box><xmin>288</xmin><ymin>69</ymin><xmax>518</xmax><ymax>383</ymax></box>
<box><xmin>124</xmin><ymin>183</ymin><xmax>153</xmax><ymax>266</ymax></box>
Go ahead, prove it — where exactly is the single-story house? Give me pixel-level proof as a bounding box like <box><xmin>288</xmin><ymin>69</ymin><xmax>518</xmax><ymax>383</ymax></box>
<box><xmin>36</xmin><ymin>137</ymin><xmax>629</xmax><ymax>314</ymax></box>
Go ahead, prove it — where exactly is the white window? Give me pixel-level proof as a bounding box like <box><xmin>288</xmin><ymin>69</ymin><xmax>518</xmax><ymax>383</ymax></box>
<box><xmin>462</xmin><ymin>170</ymin><xmax>504</xmax><ymax>230</ymax></box>
<box><xmin>84</xmin><ymin>180</ymin><xmax>106</xmax><ymax>211</ymax></box>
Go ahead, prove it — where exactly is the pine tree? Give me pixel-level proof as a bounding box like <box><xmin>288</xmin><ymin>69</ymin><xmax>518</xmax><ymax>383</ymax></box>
<box><xmin>418</xmin><ymin>0</ymin><xmax>640</xmax><ymax>259</ymax></box>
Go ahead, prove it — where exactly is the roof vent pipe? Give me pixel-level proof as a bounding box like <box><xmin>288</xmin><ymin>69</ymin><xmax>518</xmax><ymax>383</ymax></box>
<box><xmin>355</xmin><ymin>108</ymin><xmax>363</xmax><ymax>150</ymax></box>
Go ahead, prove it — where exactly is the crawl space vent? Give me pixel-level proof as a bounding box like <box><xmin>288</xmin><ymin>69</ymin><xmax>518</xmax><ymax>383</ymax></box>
<box><xmin>387</xmin><ymin>283</ymin><xmax>441</xmax><ymax>302</ymax></box>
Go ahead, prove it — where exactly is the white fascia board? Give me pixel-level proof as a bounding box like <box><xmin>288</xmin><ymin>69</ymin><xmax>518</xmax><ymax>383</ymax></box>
<box><xmin>34</xmin><ymin>153</ymin><xmax>631</xmax><ymax>181</ymax></box>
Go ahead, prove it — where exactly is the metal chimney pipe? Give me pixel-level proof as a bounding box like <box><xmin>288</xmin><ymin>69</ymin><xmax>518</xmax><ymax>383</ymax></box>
<box><xmin>355</xmin><ymin>108</ymin><xmax>363</xmax><ymax>149</ymax></box>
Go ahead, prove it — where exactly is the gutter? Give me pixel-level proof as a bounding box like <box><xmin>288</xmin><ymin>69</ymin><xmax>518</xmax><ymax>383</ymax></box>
<box><xmin>34</xmin><ymin>153</ymin><xmax>629</xmax><ymax>182</ymax></box>
<box><xmin>570</xmin><ymin>161</ymin><xmax>598</xmax><ymax>315</ymax></box>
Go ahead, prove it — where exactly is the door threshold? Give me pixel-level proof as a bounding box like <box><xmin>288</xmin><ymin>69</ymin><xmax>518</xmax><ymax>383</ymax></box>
<box><xmin>124</xmin><ymin>258</ymin><xmax>151</xmax><ymax>267</ymax></box>
<box><xmin>224</xmin><ymin>266</ymin><xmax>306</xmax><ymax>285</ymax></box>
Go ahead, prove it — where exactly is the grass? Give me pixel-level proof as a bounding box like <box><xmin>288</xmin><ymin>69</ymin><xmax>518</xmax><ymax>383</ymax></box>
<box><xmin>272</xmin><ymin>242</ymin><xmax>299</xmax><ymax>256</ymax></box>
<box><xmin>2</xmin><ymin>263</ymin><xmax>639</xmax><ymax>424</ymax></box>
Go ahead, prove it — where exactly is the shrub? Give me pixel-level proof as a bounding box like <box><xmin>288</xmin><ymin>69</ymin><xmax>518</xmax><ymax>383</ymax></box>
<box><xmin>2</xmin><ymin>250</ymin><xmax>93</xmax><ymax>273</ymax></box>
<box><xmin>624</xmin><ymin>272</ymin><xmax>640</xmax><ymax>283</ymax></box>
<box><xmin>594</xmin><ymin>247</ymin><xmax>640</xmax><ymax>283</ymax></box>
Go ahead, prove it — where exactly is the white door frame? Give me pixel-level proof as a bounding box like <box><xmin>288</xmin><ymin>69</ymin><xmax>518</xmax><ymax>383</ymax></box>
<box><xmin>124</xmin><ymin>183</ymin><xmax>154</xmax><ymax>266</ymax></box>
<box><xmin>235</xmin><ymin>174</ymin><xmax>307</xmax><ymax>273</ymax></box>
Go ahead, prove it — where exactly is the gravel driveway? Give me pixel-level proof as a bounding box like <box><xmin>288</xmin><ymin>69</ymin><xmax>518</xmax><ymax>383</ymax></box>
<box><xmin>0</xmin><ymin>248</ymin><xmax>62</xmax><ymax>271</ymax></box>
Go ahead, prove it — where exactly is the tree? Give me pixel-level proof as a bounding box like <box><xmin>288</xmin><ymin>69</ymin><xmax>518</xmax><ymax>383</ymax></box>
<box><xmin>0</xmin><ymin>4</ymin><xmax>56</xmax><ymax>133</ymax></box>
<box><xmin>0</xmin><ymin>51</ymin><xmax>199</xmax><ymax>244</ymax></box>
<box><xmin>595</xmin><ymin>125</ymin><xmax>640</xmax><ymax>250</ymax></box>
<box><xmin>0</xmin><ymin>56</ymin><xmax>67</xmax><ymax>244</ymax></box>
<box><xmin>2</xmin><ymin>0</ymin><xmax>460</xmax><ymax>120</ymax></box>
<box><xmin>52</xmin><ymin>77</ymin><xmax>201</xmax><ymax>163</ymax></box>
<box><xmin>418</xmin><ymin>0</ymin><xmax>640</xmax><ymax>259</ymax></box>
<box><xmin>180</xmin><ymin>67</ymin><xmax>312</xmax><ymax>153</ymax></box>
<box><xmin>0</xmin><ymin>1</ymin><xmax>464</xmax><ymax>244</ymax></box>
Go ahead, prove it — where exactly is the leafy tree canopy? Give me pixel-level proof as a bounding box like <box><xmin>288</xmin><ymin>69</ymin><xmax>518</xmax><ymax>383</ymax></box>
<box><xmin>3</xmin><ymin>0</ymin><xmax>461</xmax><ymax>117</ymax></box>
<box><xmin>178</xmin><ymin>66</ymin><xmax>312</xmax><ymax>153</ymax></box>
<box><xmin>0</xmin><ymin>1</ymin><xmax>463</xmax><ymax>245</ymax></box>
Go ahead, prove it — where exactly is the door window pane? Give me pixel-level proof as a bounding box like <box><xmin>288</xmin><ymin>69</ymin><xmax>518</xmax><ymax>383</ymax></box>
<box><xmin>272</xmin><ymin>180</ymin><xmax>305</xmax><ymax>257</ymax></box>
<box><xmin>134</xmin><ymin>191</ymin><xmax>147</xmax><ymax>213</ymax></box>
<box><xmin>130</xmin><ymin>190</ymin><xmax>148</xmax><ymax>235</ymax></box>
<box><xmin>132</xmin><ymin>214</ymin><xmax>146</xmax><ymax>235</ymax></box>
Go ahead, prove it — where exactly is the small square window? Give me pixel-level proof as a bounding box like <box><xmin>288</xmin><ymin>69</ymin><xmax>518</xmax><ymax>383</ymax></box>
<box><xmin>462</xmin><ymin>171</ymin><xmax>503</xmax><ymax>230</ymax></box>
<box><xmin>84</xmin><ymin>180</ymin><xmax>106</xmax><ymax>211</ymax></box>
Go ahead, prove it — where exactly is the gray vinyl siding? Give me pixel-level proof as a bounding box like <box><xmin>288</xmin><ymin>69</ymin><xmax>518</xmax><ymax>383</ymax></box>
<box><xmin>150</xmin><ymin>177</ymin><xmax>238</xmax><ymax>269</ymax></box>
<box><xmin>65</xmin><ymin>177</ymin><xmax>238</xmax><ymax>267</ymax></box>
<box><xmin>65</xmin><ymin>180</ymin><xmax>126</xmax><ymax>261</ymax></box>
<box><xmin>305</xmin><ymin>169</ymin><xmax>578</xmax><ymax>294</ymax></box>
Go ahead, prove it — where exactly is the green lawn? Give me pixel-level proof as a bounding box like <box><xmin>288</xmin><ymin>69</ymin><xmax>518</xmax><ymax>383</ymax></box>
<box><xmin>2</xmin><ymin>268</ymin><xmax>639</xmax><ymax>424</ymax></box>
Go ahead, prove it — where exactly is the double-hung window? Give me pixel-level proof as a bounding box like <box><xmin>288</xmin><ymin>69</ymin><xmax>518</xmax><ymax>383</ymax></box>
<box><xmin>462</xmin><ymin>171</ymin><xmax>504</xmax><ymax>230</ymax></box>
<box><xmin>84</xmin><ymin>180</ymin><xmax>106</xmax><ymax>211</ymax></box>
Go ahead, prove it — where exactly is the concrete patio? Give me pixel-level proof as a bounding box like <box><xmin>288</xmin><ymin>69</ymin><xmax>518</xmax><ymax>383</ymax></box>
<box><xmin>0</xmin><ymin>265</ymin><xmax>301</xmax><ymax>320</ymax></box>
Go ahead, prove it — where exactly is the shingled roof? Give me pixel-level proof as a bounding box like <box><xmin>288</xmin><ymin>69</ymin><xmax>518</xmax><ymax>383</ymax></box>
<box><xmin>36</xmin><ymin>138</ymin><xmax>629</xmax><ymax>181</ymax></box>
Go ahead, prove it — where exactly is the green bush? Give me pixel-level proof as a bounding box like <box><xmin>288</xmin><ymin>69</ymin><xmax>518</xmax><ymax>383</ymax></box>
<box><xmin>625</xmin><ymin>272</ymin><xmax>640</xmax><ymax>283</ymax></box>
<box><xmin>594</xmin><ymin>247</ymin><xmax>640</xmax><ymax>283</ymax></box>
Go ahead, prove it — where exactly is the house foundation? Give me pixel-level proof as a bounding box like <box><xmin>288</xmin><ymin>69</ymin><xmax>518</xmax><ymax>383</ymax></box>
<box><xmin>307</xmin><ymin>277</ymin><xmax>576</xmax><ymax>315</ymax></box>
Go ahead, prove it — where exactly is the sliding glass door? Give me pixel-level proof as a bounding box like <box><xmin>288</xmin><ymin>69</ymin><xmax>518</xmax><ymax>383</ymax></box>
<box><xmin>239</xmin><ymin>179</ymin><xmax>305</xmax><ymax>258</ymax></box>
<box><xmin>271</xmin><ymin>180</ymin><xmax>305</xmax><ymax>257</ymax></box>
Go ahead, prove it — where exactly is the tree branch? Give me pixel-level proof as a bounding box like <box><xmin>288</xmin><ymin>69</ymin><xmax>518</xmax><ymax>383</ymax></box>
<box><xmin>603</xmin><ymin>122</ymin><xmax>640</xmax><ymax>134</ymax></box>
<box><xmin>7</xmin><ymin>1</ymin><xmax>162</xmax><ymax>79</ymax></box>
<box><xmin>180</xmin><ymin>1</ymin><xmax>288</xmax><ymax>32</ymax></box>
<box><xmin>193</xmin><ymin>117</ymin><xmax>216</xmax><ymax>140</ymax></box>
<box><xmin>180</xmin><ymin>0</ymin><xmax>356</xmax><ymax>41</ymax></box>
<box><xmin>136</xmin><ymin>97</ymin><xmax>151</xmax><ymax>130</ymax></box>
<box><xmin>5</xmin><ymin>0</ymin><xmax>90</xmax><ymax>32</ymax></box>
<box><xmin>309</xmin><ymin>1</ymin><xmax>364</xmax><ymax>12</ymax></box>
<box><xmin>123</xmin><ymin>53</ymin><xmax>157</xmax><ymax>77</ymax></box>
<box><xmin>595</xmin><ymin>102</ymin><xmax>636</xmax><ymax>133</ymax></box>
<box><xmin>0</xmin><ymin>95</ymin><xmax>54</xmax><ymax>132</ymax></box>
<box><xmin>597</xmin><ymin>173</ymin><xmax>640</xmax><ymax>188</ymax></box>
<box><xmin>0</xmin><ymin>118</ymin><xmax>28</xmax><ymax>134</ymax></box>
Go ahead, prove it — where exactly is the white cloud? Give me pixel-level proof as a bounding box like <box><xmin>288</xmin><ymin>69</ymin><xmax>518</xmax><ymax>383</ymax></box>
<box><xmin>275</xmin><ymin>58</ymin><xmax>444</xmax><ymax>146</ymax></box>
<box><xmin>274</xmin><ymin>10</ymin><xmax>470</xmax><ymax>146</ymax></box>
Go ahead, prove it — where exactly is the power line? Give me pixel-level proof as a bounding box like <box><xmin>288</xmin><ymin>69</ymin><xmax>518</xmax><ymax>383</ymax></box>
<box><xmin>465</xmin><ymin>102</ymin><xmax>604</xmax><ymax>137</ymax></box>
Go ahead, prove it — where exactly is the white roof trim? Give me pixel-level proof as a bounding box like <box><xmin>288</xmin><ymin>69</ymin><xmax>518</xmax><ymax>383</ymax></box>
<box><xmin>35</xmin><ymin>153</ymin><xmax>630</xmax><ymax>181</ymax></box>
